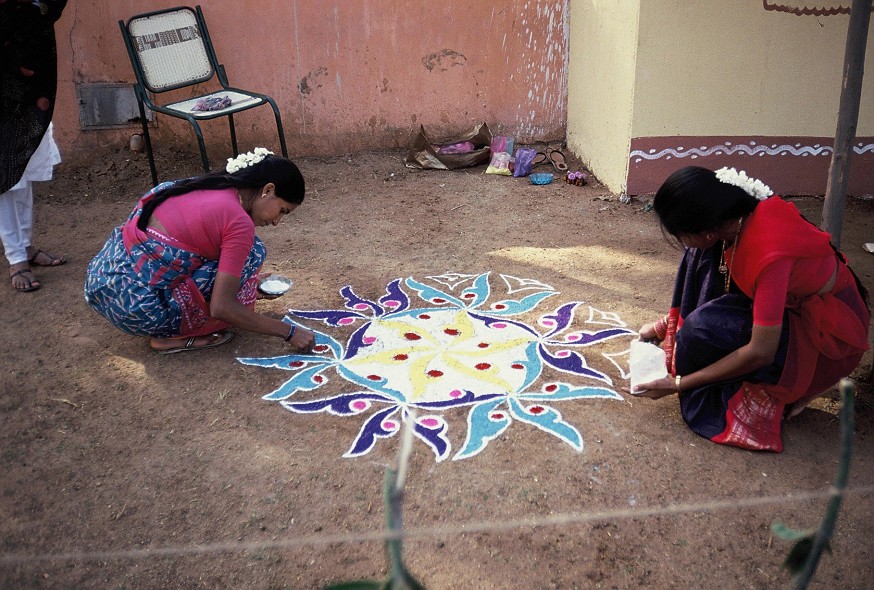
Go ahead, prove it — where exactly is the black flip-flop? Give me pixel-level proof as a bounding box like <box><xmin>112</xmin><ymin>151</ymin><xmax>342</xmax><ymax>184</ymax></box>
<box><xmin>157</xmin><ymin>331</ymin><xmax>234</xmax><ymax>354</ymax></box>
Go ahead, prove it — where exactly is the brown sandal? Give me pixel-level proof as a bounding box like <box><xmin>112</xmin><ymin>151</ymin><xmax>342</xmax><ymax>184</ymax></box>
<box><xmin>10</xmin><ymin>267</ymin><xmax>40</xmax><ymax>292</ymax></box>
<box><xmin>29</xmin><ymin>249</ymin><xmax>67</xmax><ymax>267</ymax></box>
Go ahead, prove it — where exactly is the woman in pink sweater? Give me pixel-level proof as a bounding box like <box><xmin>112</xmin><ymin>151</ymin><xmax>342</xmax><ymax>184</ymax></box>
<box><xmin>85</xmin><ymin>149</ymin><xmax>315</xmax><ymax>354</ymax></box>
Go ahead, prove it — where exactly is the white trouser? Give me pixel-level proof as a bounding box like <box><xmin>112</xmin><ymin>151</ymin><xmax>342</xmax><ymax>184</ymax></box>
<box><xmin>0</xmin><ymin>183</ymin><xmax>34</xmax><ymax>265</ymax></box>
<box><xmin>0</xmin><ymin>122</ymin><xmax>60</xmax><ymax>266</ymax></box>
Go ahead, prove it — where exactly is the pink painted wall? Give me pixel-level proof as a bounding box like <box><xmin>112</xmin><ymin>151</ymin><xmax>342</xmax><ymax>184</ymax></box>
<box><xmin>53</xmin><ymin>1</ymin><xmax>568</xmax><ymax>160</ymax></box>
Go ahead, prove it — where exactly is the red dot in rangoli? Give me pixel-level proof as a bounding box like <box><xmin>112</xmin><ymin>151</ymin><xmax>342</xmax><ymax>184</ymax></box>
<box><xmin>493</xmin><ymin>304</ymin><xmax>507</xmax><ymax>310</ymax></box>
<box><xmin>314</xmin><ymin>344</ymin><xmax>329</xmax><ymax>352</ymax></box>
<box><xmin>289</xmin><ymin>361</ymin><xmax>305</xmax><ymax>367</ymax></box>
<box><xmin>475</xmin><ymin>363</ymin><xmax>491</xmax><ymax>371</ymax></box>
<box><xmin>418</xmin><ymin>314</ymin><xmax>431</xmax><ymax>319</ymax></box>
<box><xmin>463</xmin><ymin>293</ymin><xmax>476</xmax><ymax>299</ymax></box>
<box><xmin>491</xmin><ymin>413</ymin><xmax>505</xmax><ymax>420</ymax></box>
<box><xmin>404</xmin><ymin>332</ymin><xmax>421</xmax><ymax>340</ymax></box>
<box><xmin>477</xmin><ymin>342</ymin><xmax>489</xmax><ymax>348</ymax></box>
<box><xmin>529</xmin><ymin>406</ymin><xmax>546</xmax><ymax>414</ymax></box>
<box><xmin>314</xmin><ymin>376</ymin><xmax>324</xmax><ymax>383</ymax></box>
<box><xmin>545</xmin><ymin>384</ymin><xmax>558</xmax><ymax>392</ymax></box>
<box><xmin>366</xmin><ymin>374</ymin><xmax>381</xmax><ymax>381</ymax></box>
<box><xmin>444</xmin><ymin>328</ymin><xmax>460</xmax><ymax>336</ymax></box>
<box><xmin>427</xmin><ymin>370</ymin><xmax>443</xmax><ymax>377</ymax></box>
<box><xmin>511</xmin><ymin>363</ymin><xmax>524</xmax><ymax>369</ymax></box>
<box><xmin>433</xmin><ymin>298</ymin><xmax>446</xmax><ymax>303</ymax></box>
<box><xmin>393</xmin><ymin>354</ymin><xmax>409</xmax><ymax>361</ymax></box>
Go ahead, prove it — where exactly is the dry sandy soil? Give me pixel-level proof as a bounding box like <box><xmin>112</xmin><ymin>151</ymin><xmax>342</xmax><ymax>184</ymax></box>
<box><xmin>1</xmin><ymin>143</ymin><xmax>873</xmax><ymax>589</ymax></box>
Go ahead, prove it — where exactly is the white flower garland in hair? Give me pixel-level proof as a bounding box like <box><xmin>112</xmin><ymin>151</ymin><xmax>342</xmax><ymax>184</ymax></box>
<box><xmin>226</xmin><ymin>147</ymin><xmax>274</xmax><ymax>174</ymax></box>
<box><xmin>714</xmin><ymin>167</ymin><xmax>773</xmax><ymax>200</ymax></box>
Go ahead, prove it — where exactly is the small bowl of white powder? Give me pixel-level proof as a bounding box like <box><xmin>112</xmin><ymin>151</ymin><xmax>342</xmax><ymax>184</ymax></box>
<box><xmin>258</xmin><ymin>274</ymin><xmax>292</xmax><ymax>296</ymax></box>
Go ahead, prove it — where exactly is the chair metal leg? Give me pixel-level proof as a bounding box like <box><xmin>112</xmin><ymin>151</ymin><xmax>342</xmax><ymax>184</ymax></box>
<box><xmin>137</xmin><ymin>99</ymin><xmax>158</xmax><ymax>187</ymax></box>
<box><xmin>227</xmin><ymin>113</ymin><xmax>239</xmax><ymax>157</ymax></box>
<box><xmin>185</xmin><ymin>116</ymin><xmax>211</xmax><ymax>174</ymax></box>
<box><xmin>265</xmin><ymin>96</ymin><xmax>288</xmax><ymax>158</ymax></box>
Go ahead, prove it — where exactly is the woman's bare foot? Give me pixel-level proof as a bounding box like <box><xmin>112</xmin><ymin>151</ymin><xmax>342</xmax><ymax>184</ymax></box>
<box><xmin>9</xmin><ymin>262</ymin><xmax>40</xmax><ymax>292</ymax></box>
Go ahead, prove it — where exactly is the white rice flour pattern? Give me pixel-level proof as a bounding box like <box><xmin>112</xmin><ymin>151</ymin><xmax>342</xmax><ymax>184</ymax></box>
<box><xmin>238</xmin><ymin>272</ymin><xmax>637</xmax><ymax>461</ymax></box>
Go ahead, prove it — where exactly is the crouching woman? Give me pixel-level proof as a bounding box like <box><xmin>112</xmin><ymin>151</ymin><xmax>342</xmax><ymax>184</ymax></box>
<box><xmin>84</xmin><ymin>148</ymin><xmax>314</xmax><ymax>354</ymax></box>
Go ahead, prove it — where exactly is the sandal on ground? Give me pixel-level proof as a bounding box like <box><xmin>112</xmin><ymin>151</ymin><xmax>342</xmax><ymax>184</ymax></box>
<box><xmin>29</xmin><ymin>249</ymin><xmax>66</xmax><ymax>267</ymax></box>
<box><xmin>10</xmin><ymin>267</ymin><xmax>40</xmax><ymax>292</ymax></box>
<box><xmin>547</xmin><ymin>148</ymin><xmax>568</xmax><ymax>172</ymax></box>
<box><xmin>531</xmin><ymin>151</ymin><xmax>548</xmax><ymax>166</ymax></box>
<box><xmin>153</xmin><ymin>331</ymin><xmax>234</xmax><ymax>355</ymax></box>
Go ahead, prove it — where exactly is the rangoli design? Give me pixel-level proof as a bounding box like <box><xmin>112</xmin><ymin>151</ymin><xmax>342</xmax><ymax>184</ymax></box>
<box><xmin>238</xmin><ymin>272</ymin><xmax>636</xmax><ymax>461</ymax></box>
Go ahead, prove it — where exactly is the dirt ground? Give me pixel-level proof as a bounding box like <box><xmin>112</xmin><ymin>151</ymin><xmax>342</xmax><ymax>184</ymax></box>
<box><xmin>1</xmin><ymin>143</ymin><xmax>873</xmax><ymax>590</ymax></box>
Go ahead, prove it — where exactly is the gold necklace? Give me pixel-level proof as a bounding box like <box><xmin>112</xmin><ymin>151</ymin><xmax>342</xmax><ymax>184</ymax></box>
<box><xmin>719</xmin><ymin>216</ymin><xmax>744</xmax><ymax>293</ymax></box>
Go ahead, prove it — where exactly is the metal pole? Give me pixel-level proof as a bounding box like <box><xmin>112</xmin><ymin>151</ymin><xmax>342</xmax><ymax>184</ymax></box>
<box><xmin>822</xmin><ymin>0</ymin><xmax>872</xmax><ymax>248</ymax></box>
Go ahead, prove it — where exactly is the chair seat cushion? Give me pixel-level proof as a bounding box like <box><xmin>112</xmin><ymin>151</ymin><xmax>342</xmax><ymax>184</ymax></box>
<box><xmin>165</xmin><ymin>91</ymin><xmax>263</xmax><ymax>117</ymax></box>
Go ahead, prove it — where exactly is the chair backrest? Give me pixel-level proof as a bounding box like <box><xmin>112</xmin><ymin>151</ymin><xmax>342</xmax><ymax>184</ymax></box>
<box><xmin>122</xmin><ymin>6</ymin><xmax>214</xmax><ymax>94</ymax></box>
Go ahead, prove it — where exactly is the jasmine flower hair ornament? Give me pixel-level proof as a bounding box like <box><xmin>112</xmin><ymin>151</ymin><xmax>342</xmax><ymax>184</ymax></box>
<box><xmin>226</xmin><ymin>147</ymin><xmax>274</xmax><ymax>174</ymax></box>
<box><xmin>715</xmin><ymin>167</ymin><xmax>773</xmax><ymax>200</ymax></box>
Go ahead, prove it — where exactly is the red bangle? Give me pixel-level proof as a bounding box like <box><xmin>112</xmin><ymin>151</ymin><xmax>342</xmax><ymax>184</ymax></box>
<box><xmin>654</xmin><ymin>316</ymin><xmax>668</xmax><ymax>340</ymax></box>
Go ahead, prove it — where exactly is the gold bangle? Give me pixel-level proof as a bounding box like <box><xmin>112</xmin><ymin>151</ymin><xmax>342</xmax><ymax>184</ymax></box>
<box><xmin>675</xmin><ymin>375</ymin><xmax>682</xmax><ymax>392</ymax></box>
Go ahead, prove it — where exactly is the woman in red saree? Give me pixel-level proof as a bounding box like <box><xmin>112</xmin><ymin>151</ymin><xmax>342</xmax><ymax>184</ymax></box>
<box><xmin>632</xmin><ymin>166</ymin><xmax>869</xmax><ymax>452</ymax></box>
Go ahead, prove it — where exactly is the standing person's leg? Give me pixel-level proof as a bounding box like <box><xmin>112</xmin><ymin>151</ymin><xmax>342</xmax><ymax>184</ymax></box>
<box><xmin>0</xmin><ymin>183</ymin><xmax>40</xmax><ymax>291</ymax></box>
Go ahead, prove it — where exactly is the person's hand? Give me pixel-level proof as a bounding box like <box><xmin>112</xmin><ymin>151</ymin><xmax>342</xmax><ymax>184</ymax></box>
<box><xmin>621</xmin><ymin>375</ymin><xmax>677</xmax><ymax>399</ymax></box>
<box><xmin>287</xmin><ymin>326</ymin><xmax>315</xmax><ymax>353</ymax></box>
<box><xmin>638</xmin><ymin>322</ymin><xmax>660</xmax><ymax>343</ymax></box>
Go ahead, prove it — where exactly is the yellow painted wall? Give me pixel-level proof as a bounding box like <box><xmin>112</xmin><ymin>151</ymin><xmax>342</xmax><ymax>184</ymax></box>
<box><xmin>634</xmin><ymin>0</ymin><xmax>874</xmax><ymax>136</ymax></box>
<box><xmin>567</xmin><ymin>0</ymin><xmax>640</xmax><ymax>193</ymax></box>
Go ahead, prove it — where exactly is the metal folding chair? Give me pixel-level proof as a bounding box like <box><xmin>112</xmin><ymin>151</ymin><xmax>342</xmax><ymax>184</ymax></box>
<box><xmin>119</xmin><ymin>5</ymin><xmax>288</xmax><ymax>186</ymax></box>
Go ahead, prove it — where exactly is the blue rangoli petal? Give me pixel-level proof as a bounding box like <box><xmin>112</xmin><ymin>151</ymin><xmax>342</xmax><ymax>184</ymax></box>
<box><xmin>261</xmin><ymin>364</ymin><xmax>333</xmax><ymax>400</ymax></box>
<box><xmin>404</xmin><ymin>278</ymin><xmax>464</xmax><ymax>307</ymax></box>
<box><xmin>459</xmin><ymin>272</ymin><xmax>491</xmax><ymax>309</ymax></box>
<box><xmin>281</xmin><ymin>391</ymin><xmax>395</xmax><ymax>415</ymax></box>
<box><xmin>378</xmin><ymin>278</ymin><xmax>410</xmax><ymax>314</ymax></box>
<box><xmin>507</xmin><ymin>398</ymin><xmax>583</xmax><ymax>451</ymax></box>
<box><xmin>519</xmin><ymin>381</ymin><xmax>623</xmax><ymax>401</ymax></box>
<box><xmin>454</xmin><ymin>399</ymin><xmax>511</xmax><ymax>460</ymax></box>
<box><xmin>344</xmin><ymin>406</ymin><xmax>401</xmax><ymax>458</ymax></box>
<box><xmin>488</xmin><ymin>291</ymin><xmax>557</xmax><ymax>315</ymax></box>
<box><xmin>538</xmin><ymin>343</ymin><xmax>612</xmax><ymax>385</ymax></box>
<box><xmin>414</xmin><ymin>415</ymin><xmax>451</xmax><ymax>462</ymax></box>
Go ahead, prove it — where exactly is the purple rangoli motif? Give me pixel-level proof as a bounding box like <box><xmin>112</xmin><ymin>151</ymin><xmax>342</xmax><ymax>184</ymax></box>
<box><xmin>238</xmin><ymin>272</ymin><xmax>636</xmax><ymax>461</ymax></box>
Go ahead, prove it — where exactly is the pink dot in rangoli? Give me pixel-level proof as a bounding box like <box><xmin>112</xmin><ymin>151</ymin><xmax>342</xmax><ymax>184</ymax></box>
<box><xmin>566</xmin><ymin>333</ymin><xmax>582</xmax><ymax>342</ymax></box>
<box><xmin>511</xmin><ymin>363</ymin><xmax>525</xmax><ymax>370</ymax></box>
<box><xmin>491</xmin><ymin>412</ymin><xmax>505</xmax><ymax>420</ymax></box>
<box><xmin>289</xmin><ymin>361</ymin><xmax>305</xmax><ymax>368</ymax></box>
<box><xmin>418</xmin><ymin>313</ymin><xmax>431</xmax><ymax>319</ymax></box>
<box><xmin>492</xmin><ymin>322</ymin><xmax>507</xmax><ymax>329</ymax></box>
<box><xmin>449</xmin><ymin>389</ymin><xmax>463</xmax><ymax>398</ymax></box>
<box><xmin>475</xmin><ymin>363</ymin><xmax>491</xmax><ymax>371</ymax></box>
<box><xmin>556</xmin><ymin>350</ymin><xmax>571</xmax><ymax>358</ymax></box>
<box><xmin>366</xmin><ymin>374</ymin><xmax>382</xmax><ymax>381</ymax></box>
<box><xmin>404</xmin><ymin>332</ymin><xmax>421</xmax><ymax>341</ymax></box>
<box><xmin>382</xmin><ymin>421</ymin><xmax>398</xmax><ymax>431</ymax></box>
<box><xmin>363</xmin><ymin>336</ymin><xmax>376</xmax><ymax>344</ymax></box>
<box><xmin>420</xmin><ymin>417</ymin><xmax>440</xmax><ymax>428</ymax></box>
<box><xmin>545</xmin><ymin>384</ymin><xmax>558</xmax><ymax>392</ymax></box>
<box><xmin>383</xmin><ymin>300</ymin><xmax>400</xmax><ymax>308</ymax></box>
<box><xmin>542</xmin><ymin>319</ymin><xmax>556</xmax><ymax>326</ymax></box>
<box><xmin>529</xmin><ymin>406</ymin><xmax>546</xmax><ymax>415</ymax></box>
<box><xmin>444</xmin><ymin>328</ymin><xmax>460</xmax><ymax>336</ymax></box>
<box><xmin>393</xmin><ymin>354</ymin><xmax>408</xmax><ymax>361</ymax></box>
<box><xmin>338</xmin><ymin>317</ymin><xmax>354</xmax><ymax>325</ymax></box>
<box><xmin>353</xmin><ymin>303</ymin><xmax>369</xmax><ymax>310</ymax></box>
<box><xmin>432</xmin><ymin>298</ymin><xmax>446</xmax><ymax>304</ymax></box>
<box><xmin>427</xmin><ymin>370</ymin><xmax>443</xmax><ymax>378</ymax></box>
<box><xmin>351</xmin><ymin>400</ymin><xmax>368</xmax><ymax>410</ymax></box>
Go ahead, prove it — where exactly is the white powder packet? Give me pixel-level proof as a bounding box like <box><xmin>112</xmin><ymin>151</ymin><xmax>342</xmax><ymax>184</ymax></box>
<box><xmin>628</xmin><ymin>340</ymin><xmax>668</xmax><ymax>394</ymax></box>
